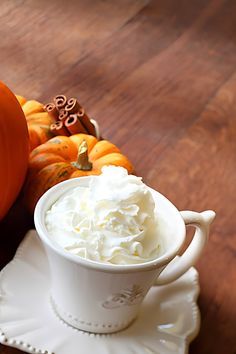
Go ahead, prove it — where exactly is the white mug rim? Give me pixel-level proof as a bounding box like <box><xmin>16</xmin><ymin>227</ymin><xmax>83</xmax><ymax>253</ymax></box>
<box><xmin>34</xmin><ymin>176</ymin><xmax>186</xmax><ymax>273</ymax></box>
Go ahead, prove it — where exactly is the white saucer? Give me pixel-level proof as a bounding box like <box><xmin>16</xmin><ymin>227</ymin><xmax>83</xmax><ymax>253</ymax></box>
<box><xmin>0</xmin><ymin>231</ymin><xmax>200</xmax><ymax>354</ymax></box>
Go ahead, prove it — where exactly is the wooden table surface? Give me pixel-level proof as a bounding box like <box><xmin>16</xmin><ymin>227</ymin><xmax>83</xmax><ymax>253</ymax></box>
<box><xmin>0</xmin><ymin>1</ymin><xmax>236</xmax><ymax>353</ymax></box>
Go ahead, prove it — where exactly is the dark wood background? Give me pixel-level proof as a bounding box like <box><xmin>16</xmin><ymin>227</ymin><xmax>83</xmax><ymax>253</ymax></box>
<box><xmin>0</xmin><ymin>0</ymin><xmax>236</xmax><ymax>353</ymax></box>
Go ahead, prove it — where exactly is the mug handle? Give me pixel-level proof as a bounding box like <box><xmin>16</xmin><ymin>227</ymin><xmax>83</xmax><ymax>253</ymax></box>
<box><xmin>155</xmin><ymin>210</ymin><xmax>215</xmax><ymax>286</ymax></box>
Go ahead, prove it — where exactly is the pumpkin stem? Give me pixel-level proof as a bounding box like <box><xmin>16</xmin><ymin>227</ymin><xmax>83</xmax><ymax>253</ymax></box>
<box><xmin>73</xmin><ymin>140</ymin><xmax>93</xmax><ymax>171</ymax></box>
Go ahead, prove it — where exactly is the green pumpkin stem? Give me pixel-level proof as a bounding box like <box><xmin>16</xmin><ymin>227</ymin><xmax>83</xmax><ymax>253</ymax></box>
<box><xmin>73</xmin><ymin>140</ymin><xmax>93</xmax><ymax>171</ymax></box>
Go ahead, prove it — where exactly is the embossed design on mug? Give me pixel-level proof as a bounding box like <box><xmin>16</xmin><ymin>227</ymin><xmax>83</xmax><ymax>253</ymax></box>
<box><xmin>102</xmin><ymin>285</ymin><xmax>145</xmax><ymax>309</ymax></box>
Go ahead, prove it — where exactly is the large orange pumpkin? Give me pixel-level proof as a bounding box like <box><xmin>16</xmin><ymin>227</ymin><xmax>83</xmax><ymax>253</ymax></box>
<box><xmin>16</xmin><ymin>95</ymin><xmax>54</xmax><ymax>151</ymax></box>
<box><xmin>0</xmin><ymin>82</ymin><xmax>29</xmax><ymax>220</ymax></box>
<box><xmin>25</xmin><ymin>134</ymin><xmax>134</xmax><ymax>212</ymax></box>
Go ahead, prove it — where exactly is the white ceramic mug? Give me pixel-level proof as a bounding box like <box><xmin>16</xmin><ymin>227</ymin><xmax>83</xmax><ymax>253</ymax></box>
<box><xmin>34</xmin><ymin>177</ymin><xmax>215</xmax><ymax>334</ymax></box>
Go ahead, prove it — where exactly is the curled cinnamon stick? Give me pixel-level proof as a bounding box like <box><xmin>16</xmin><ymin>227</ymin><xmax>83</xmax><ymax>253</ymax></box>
<box><xmin>53</xmin><ymin>95</ymin><xmax>67</xmax><ymax>109</ymax></box>
<box><xmin>65</xmin><ymin>98</ymin><xmax>81</xmax><ymax>114</ymax></box>
<box><xmin>45</xmin><ymin>93</ymin><xmax>98</xmax><ymax>138</ymax></box>
<box><xmin>44</xmin><ymin>103</ymin><xmax>59</xmax><ymax>121</ymax></box>
<box><xmin>58</xmin><ymin>109</ymin><xmax>69</xmax><ymax>123</ymax></box>
<box><xmin>50</xmin><ymin>121</ymin><xmax>70</xmax><ymax>136</ymax></box>
<box><xmin>77</xmin><ymin>108</ymin><xmax>96</xmax><ymax>136</ymax></box>
<box><xmin>65</xmin><ymin>114</ymin><xmax>87</xmax><ymax>135</ymax></box>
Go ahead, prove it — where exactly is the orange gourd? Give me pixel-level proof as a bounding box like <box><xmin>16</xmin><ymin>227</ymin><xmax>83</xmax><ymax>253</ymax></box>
<box><xmin>0</xmin><ymin>82</ymin><xmax>29</xmax><ymax>220</ymax></box>
<box><xmin>16</xmin><ymin>95</ymin><xmax>54</xmax><ymax>151</ymax></box>
<box><xmin>25</xmin><ymin>134</ymin><xmax>134</xmax><ymax>212</ymax></box>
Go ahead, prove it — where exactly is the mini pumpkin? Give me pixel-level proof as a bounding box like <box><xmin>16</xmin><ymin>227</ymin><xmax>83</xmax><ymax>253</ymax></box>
<box><xmin>25</xmin><ymin>134</ymin><xmax>134</xmax><ymax>212</ymax></box>
<box><xmin>0</xmin><ymin>82</ymin><xmax>29</xmax><ymax>220</ymax></box>
<box><xmin>16</xmin><ymin>95</ymin><xmax>54</xmax><ymax>151</ymax></box>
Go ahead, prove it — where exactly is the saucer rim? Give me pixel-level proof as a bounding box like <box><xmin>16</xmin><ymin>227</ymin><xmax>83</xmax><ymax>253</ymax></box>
<box><xmin>0</xmin><ymin>230</ymin><xmax>200</xmax><ymax>354</ymax></box>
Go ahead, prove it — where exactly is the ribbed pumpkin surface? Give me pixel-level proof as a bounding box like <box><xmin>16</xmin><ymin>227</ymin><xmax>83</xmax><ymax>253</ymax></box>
<box><xmin>0</xmin><ymin>82</ymin><xmax>29</xmax><ymax>220</ymax></box>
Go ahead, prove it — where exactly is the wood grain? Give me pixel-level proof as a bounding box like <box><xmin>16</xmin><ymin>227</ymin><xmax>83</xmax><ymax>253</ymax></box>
<box><xmin>1</xmin><ymin>0</ymin><xmax>236</xmax><ymax>353</ymax></box>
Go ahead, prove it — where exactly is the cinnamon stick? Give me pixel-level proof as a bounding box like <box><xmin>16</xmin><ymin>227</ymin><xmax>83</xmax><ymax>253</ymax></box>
<box><xmin>45</xmin><ymin>93</ymin><xmax>98</xmax><ymax>138</ymax></box>
<box><xmin>53</xmin><ymin>95</ymin><xmax>67</xmax><ymax>109</ymax></box>
<box><xmin>58</xmin><ymin>109</ymin><xmax>69</xmax><ymax>123</ymax></box>
<box><xmin>77</xmin><ymin>108</ymin><xmax>96</xmax><ymax>136</ymax></box>
<box><xmin>65</xmin><ymin>114</ymin><xmax>87</xmax><ymax>135</ymax></box>
<box><xmin>65</xmin><ymin>98</ymin><xmax>81</xmax><ymax>114</ymax></box>
<box><xmin>50</xmin><ymin>121</ymin><xmax>70</xmax><ymax>136</ymax></box>
<box><xmin>44</xmin><ymin>103</ymin><xmax>59</xmax><ymax>121</ymax></box>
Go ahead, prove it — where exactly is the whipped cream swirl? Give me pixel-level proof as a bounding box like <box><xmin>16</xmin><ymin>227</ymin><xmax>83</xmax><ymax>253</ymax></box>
<box><xmin>45</xmin><ymin>166</ymin><xmax>161</xmax><ymax>264</ymax></box>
